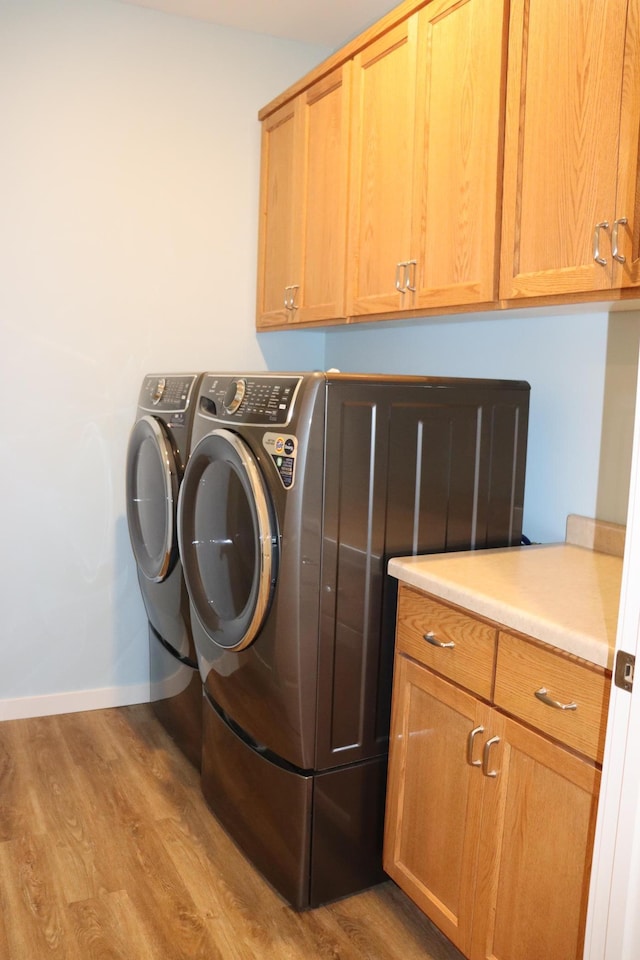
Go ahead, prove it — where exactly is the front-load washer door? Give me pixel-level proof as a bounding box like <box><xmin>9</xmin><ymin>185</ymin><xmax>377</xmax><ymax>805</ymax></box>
<box><xmin>178</xmin><ymin>428</ymin><xmax>278</xmax><ymax>657</ymax></box>
<box><xmin>126</xmin><ymin>415</ymin><xmax>180</xmax><ymax>582</ymax></box>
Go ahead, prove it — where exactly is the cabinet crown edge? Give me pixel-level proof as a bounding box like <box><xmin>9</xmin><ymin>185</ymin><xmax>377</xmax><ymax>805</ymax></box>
<box><xmin>258</xmin><ymin>0</ymin><xmax>433</xmax><ymax>121</ymax></box>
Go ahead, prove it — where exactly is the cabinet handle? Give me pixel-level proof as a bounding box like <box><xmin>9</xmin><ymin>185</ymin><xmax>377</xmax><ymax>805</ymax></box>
<box><xmin>534</xmin><ymin>687</ymin><xmax>577</xmax><ymax>711</ymax></box>
<box><xmin>593</xmin><ymin>221</ymin><xmax>610</xmax><ymax>266</ymax></box>
<box><xmin>482</xmin><ymin>735</ymin><xmax>500</xmax><ymax>778</ymax></box>
<box><xmin>283</xmin><ymin>285</ymin><xmax>299</xmax><ymax>311</ymax></box>
<box><xmin>423</xmin><ymin>630</ymin><xmax>455</xmax><ymax>649</ymax></box>
<box><xmin>467</xmin><ymin>725</ymin><xmax>484</xmax><ymax>767</ymax></box>
<box><xmin>612</xmin><ymin>217</ymin><xmax>628</xmax><ymax>263</ymax></box>
<box><xmin>405</xmin><ymin>260</ymin><xmax>417</xmax><ymax>292</ymax></box>
<box><xmin>395</xmin><ymin>262</ymin><xmax>407</xmax><ymax>293</ymax></box>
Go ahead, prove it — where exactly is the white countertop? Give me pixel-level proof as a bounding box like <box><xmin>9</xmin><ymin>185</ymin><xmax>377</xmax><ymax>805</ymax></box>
<box><xmin>388</xmin><ymin>543</ymin><xmax>622</xmax><ymax>669</ymax></box>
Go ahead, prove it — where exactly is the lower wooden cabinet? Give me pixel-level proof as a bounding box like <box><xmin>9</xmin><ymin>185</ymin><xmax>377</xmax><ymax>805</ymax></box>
<box><xmin>384</xmin><ymin>659</ymin><xmax>495</xmax><ymax>953</ymax></box>
<box><xmin>384</xmin><ymin>588</ymin><xmax>604</xmax><ymax>960</ymax></box>
<box><xmin>479</xmin><ymin>715</ymin><xmax>600</xmax><ymax>960</ymax></box>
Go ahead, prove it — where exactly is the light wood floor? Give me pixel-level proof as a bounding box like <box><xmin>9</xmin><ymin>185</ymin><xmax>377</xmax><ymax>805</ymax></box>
<box><xmin>0</xmin><ymin>705</ymin><xmax>465</xmax><ymax>959</ymax></box>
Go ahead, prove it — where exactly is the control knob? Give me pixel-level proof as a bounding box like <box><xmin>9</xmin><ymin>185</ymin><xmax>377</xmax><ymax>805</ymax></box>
<box><xmin>223</xmin><ymin>378</ymin><xmax>247</xmax><ymax>414</ymax></box>
<box><xmin>151</xmin><ymin>377</ymin><xmax>166</xmax><ymax>405</ymax></box>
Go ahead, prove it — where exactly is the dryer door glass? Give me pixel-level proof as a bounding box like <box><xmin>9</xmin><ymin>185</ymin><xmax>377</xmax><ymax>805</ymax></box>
<box><xmin>126</xmin><ymin>415</ymin><xmax>179</xmax><ymax>582</ymax></box>
<box><xmin>178</xmin><ymin>428</ymin><xmax>277</xmax><ymax>651</ymax></box>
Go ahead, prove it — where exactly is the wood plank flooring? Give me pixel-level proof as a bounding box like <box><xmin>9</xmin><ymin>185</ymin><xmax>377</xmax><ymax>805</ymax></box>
<box><xmin>0</xmin><ymin>705</ymin><xmax>465</xmax><ymax>959</ymax></box>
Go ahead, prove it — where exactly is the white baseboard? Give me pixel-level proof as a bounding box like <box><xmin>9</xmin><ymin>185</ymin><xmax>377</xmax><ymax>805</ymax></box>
<box><xmin>0</xmin><ymin>682</ymin><xmax>152</xmax><ymax>722</ymax></box>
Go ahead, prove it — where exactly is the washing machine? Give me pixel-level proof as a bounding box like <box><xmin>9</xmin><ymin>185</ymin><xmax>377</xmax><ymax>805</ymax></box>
<box><xmin>177</xmin><ymin>371</ymin><xmax>530</xmax><ymax>908</ymax></box>
<box><xmin>126</xmin><ymin>372</ymin><xmax>204</xmax><ymax>768</ymax></box>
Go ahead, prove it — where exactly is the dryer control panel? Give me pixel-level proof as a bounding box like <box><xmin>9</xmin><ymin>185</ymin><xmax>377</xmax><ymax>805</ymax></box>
<box><xmin>139</xmin><ymin>374</ymin><xmax>199</xmax><ymax>413</ymax></box>
<box><xmin>199</xmin><ymin>375</ymin><xmax>302</xmax><ymax>425</ymax></box>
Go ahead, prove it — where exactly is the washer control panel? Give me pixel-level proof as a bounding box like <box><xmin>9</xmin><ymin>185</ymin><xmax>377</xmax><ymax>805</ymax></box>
<box><xmin>199</xmin><ymin>375</ymin><xmax>302</xmax><ymax>425</ymax></box>
<box><xmin>140</xmin><ymin>374</ymin><xmax>198</xmax><ymax>413</ymax></box>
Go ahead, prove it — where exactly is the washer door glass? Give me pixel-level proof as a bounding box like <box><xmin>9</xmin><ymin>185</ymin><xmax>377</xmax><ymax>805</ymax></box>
<box><xmin>126</xmin><ymin>415</ymin><xmax>180</xmax><ymax>582</ymax></box>
<box><xmin>178</xmin><ymin>428</ymin><xmax>277</xmax><ymax>651</ymax></box>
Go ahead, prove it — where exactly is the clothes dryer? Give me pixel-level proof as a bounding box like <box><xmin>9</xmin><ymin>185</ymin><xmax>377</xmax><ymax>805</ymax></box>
<box><xmin>177</xmin><ymin>371</ymin><xmax>530</xmax><ymax>908</ymax></box>
<box><xmin>126</xmin><ymin>373</ymin><xmax>203</xmax><ymax>768</ymax></box>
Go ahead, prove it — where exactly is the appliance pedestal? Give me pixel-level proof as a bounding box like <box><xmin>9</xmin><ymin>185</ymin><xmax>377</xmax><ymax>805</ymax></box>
<box><xmin>201</xmin><ymin>694</ymin><xmax>387</xmax><ymax>909</ymax></box>
<box><xmin>149</xmin><ymin>626</ymin><xmax>202</xmax><ymax>769</ymax></box>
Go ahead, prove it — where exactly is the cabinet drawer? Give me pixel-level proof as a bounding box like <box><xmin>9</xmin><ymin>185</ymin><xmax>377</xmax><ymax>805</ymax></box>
<box><xmin>494</xmin><ymin>631</ymin><xmax>610</xmax><ymax>762</ymax></box>
<box><xmin>396</xmin><ymin>586</ymin><xmax>496</xmax><ymax>699</ymax></box>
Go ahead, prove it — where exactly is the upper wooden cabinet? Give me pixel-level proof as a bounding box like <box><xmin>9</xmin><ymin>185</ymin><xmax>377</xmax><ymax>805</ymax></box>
<box><xmin>256</xmin><ymin>0</ymin><xmax>640</xmax><ymax>329</ymax></box>
<box><xmin>347</xmin><ymin>17</ymin><xmax>418</xmax><ymax>316</ymax></box>
<box><xmin>256</xmin><ymin>65</ymin><xmax>350</xmax><ymax>327</ymax></box>
<box><xmin>500</xmin><ymin>0</ymin><xmax>640</xmax><ymax>298</ymax></box>
<box><xmin>616</xmin><ymin>0</ymin><xmax>640</xmax><ymax>289</ymax></box>
<box><xmin>347</xmin><ymin>0</ymin><xmax>507</xmax><ymax>317</ymax></box>
<box><xmin>257</xmin><ymin>99</ymin><xmax>297</xmax><ymax>327</ymax></box>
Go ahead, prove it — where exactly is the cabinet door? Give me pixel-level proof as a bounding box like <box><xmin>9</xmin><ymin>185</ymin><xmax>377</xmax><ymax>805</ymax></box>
<box><xmin>473</xmin><ymin>716</ymin><xmax>601</xmax><ymax>960</ymax></box>
<box><xmin>291</xmin><ymin>65</ymin><xmax>350</xmax><ymax>324</ymax></box>
<box><xmin>614</xmin><ymin>0</ymin><xmax>640</xmax><ymax>288</ymax></box>
<box><xmin>409</xmin><ymin>0</ymin><xmax>506</xmax><ymax>310</ymax></box>
<box><xmin>256</xmin><ymin>100</ymin><xmax>298</xmax><ymax>327</ymax></box>
<box><xmin>347</xmin><ymin>18</ymin><xmax>418</xmax><ymax>316</ymax></box>
<box><xmin>384</xmin><ymin>656</ymin><xmax>499</xmax><ymax>956</ymax></box>
<box><xmin>500</xmin><ymin>0</ymin><xmax>628</xmax><ymax>299</ymax></box>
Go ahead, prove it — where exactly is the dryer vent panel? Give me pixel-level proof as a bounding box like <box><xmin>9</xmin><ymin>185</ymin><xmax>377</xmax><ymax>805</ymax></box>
<box><xmin>316</xmin><ymin>380</ymin><xmax>529</xmax><ymax>772</ymax></box>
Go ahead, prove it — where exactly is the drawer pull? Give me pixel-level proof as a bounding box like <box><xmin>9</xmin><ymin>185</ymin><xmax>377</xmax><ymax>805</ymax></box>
<box><xmin>423</xmin><ymin>631</ymin><xmax>455</xmax><ymax>649</ymax></box>
<box><xmin>534</xmin><ymin>687</ymin><xmax>577</xmax><ymax>711</ymax></box>
<box><xmin>482</xmin><ymin>736</ymin><xmax>500</xmax><ymax>778</ymax></box>
<box><xmin>467</xmin><ymin>725</ymin><xmax>484</xmax><ymax>767</ymax></box>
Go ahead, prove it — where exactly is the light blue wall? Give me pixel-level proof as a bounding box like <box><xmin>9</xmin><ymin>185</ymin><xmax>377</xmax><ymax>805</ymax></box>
<box><xmin>0</xmin><ymin>0</ymin><xmax>327</xmax><ymax>715</ymax></box>
<box><xmin>324</xmin><ymin>309</ymin><xmax>620</xmax><ymax>543</ymax></box>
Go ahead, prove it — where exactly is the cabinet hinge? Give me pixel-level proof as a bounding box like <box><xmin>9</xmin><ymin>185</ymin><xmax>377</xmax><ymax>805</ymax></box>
<box><xmin>614</xmin><ymin>650</ymin><xmax>635</xmax><ymax>692</ymax></box>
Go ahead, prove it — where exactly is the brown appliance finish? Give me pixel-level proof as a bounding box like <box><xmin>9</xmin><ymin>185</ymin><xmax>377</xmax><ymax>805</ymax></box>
<box><xmin>178</xmin><ymin>372</ymin><xmax>530</xmax><ymax>908</ymax></box>
<box><xmin>126</xmin><ymin>373</ymin><xmax>204</xmax><ymax>769</ymax></box>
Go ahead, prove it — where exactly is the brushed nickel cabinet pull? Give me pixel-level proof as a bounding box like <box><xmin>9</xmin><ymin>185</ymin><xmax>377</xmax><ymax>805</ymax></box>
<box><xmin>482</xmin><ymin>736</ymin><xmax>500</xmax><ymax>778</ymax></box>
<box><xmin>467</xmin><ymin>725</ymin><xmax>484</xmax><ymax>767</ymax></box>
<box><xmin>612</xmin><ymin>217</ymin><xmax>628</xmax><ymax>263</ymax></box>
<box><xmin>534</xmin><ymin>687</ymin><xmax>577</xmax><ymax>711</ymax></box>
<box><xmin>423</xmin><ymin>631</ymin><xmax>455</xmax><ymax>649</ymax></box>
<box><xmin>283</xmin><ymin>285</ymin><xmax>299</xmax><ymax>310</ymax></box>
<box><xmin>593</xmin><ymin>221</ymin><xmax>609</xmax><ymax>265</ymax></box>
<box><xmin>405</xmin><ymin>259</ymin><xmax>417</xmax><ymax>292</ymax></box>
<box><xmin>395</xmin><ymin>262</ymin><xmax>407</xmax><ymax>293</ymax></box>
